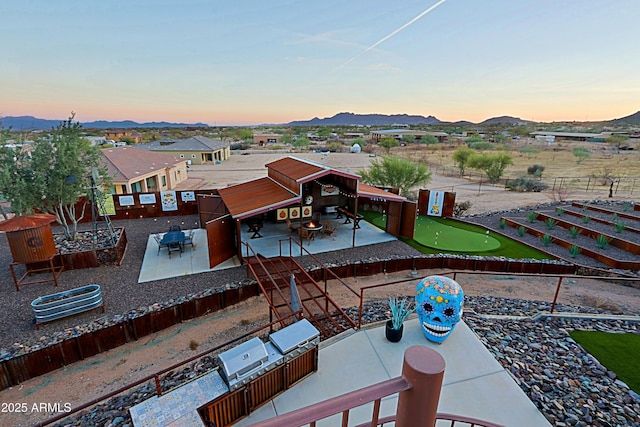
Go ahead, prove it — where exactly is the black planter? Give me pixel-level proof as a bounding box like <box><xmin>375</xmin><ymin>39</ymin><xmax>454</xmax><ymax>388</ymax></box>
<box><xmin>385</xmin><ymin>320</ymin><xmax>403</xmax><ymax>342</ymax></box>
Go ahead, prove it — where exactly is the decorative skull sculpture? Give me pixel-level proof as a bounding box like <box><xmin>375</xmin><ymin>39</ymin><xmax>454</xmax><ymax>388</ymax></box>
<box><xmin>415</xmin><ymin>275</ymin><xmax>464</xmax><ymax>343</ymax></box>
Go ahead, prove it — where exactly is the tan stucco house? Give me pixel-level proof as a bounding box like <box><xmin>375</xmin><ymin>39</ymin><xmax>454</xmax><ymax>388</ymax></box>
<box><xmin>101</xmin><ymin>146</ymin><xmax>188</xmax><ymax>195</ymax></box>
<box><xmin>136</xmin><ymin>136</ymin><xmax>231</xmax><ymax>165</ymax></box>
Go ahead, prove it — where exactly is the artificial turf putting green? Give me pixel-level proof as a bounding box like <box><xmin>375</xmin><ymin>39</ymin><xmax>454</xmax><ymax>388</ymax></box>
<box><xmin>412</xmin><ymin>216</ymin><xmax>500</xmax><ymax>251</ymax></box>
<box><xmin>569</xmin><ymin>330</ymin><xmax>640</xmax><ymax>393</ymax></box>
<box><xmin>361</xmin><ymin>210</ymin><xmax>553</xmax><ymax>259</ymax></box>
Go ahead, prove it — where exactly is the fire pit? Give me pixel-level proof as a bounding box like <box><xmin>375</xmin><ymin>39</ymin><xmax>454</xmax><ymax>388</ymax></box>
<box><xmin>302</xmin><ymin>221</ymin><xmax>324</xmax><ymax>233</ymax></box>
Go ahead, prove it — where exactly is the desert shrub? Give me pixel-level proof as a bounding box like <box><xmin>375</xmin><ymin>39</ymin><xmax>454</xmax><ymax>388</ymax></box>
<box><xmin>540</xmin><ymin>234</ymin><xmax>552</xmax><ymax>246</ymax></box>
<box><xmin>595</xmin><ymin>234</ymin><xmax>611</xmax><ymax>249</ymax></box>
<box><xmin>469</xmin><ymin>141</ymin><xmax>495</xmax><ymax>150</ymax></box>
<box><xmin>505</xmin><ymin>177</ymin><xmax>548</xmax><ymax>192</ymax></box>
<box><xmin>527</xmin><ymin>212</ymin><xmax>538</xmax><ymax>223</ymax></box>
<box><xmin>556</xmin><ymin>208</ymin><xmax>564</xmax><ymax>216</ymax></box>
<box><xmin>569</xmin><ymin>226</ymin><xmax>581</xmax><ymax>238</ymax></box>
<box><xmin>453</xmin><ymin>200</ymin><xmax>472</xmax><ymax>217</ymax></box>
<box><xmin>545</xmin><ymin>218</ymin><xmax>556</xmax><ymax>230</ymax></box>
<box><xmin>499</xmin><ymin>218</ymin><xmax>506</xmax><ymax>229</ymax></box>
<box><xmin>527</xmin><ymin>164</ymin><xmax>545</xmax><ymax>176</ymax></box>
<box><xmin>569</xmin><ymin>245</ymin><xmax>581</xmax><ymax>258</ymax></box>
<box><xmin>582</xmin><ymin>215</ymin><xmax>591</xmax><ymax>224</ymax></box>
<box><xmin>623</xmin><ymin>202</ymin><xmax>632</xmax><ymax>212</ymax></box>
<box><xmin>517</xmin><ymin>226</ymin><xmax>526</xmax><ymax>236</ymax></box>
<box><xmin>615</xmin><ymin>222</ymin><xmax>625</xmax><ymax>233</ymax></box>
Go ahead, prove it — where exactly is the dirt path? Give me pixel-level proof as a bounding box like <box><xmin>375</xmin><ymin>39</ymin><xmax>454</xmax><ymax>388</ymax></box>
<box><xmin>3</xmin><ymin>268</ymin><xmax>640</xmax><ymax>427</ymax></box>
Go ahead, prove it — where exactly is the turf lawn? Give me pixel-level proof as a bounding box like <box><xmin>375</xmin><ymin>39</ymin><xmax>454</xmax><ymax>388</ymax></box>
<box><xmin>360</xmin><ymin>210</ymin><xmax>552</xmax><ymax>259</ymax></box>
<box><xmin>569</xmin><ymin>330</ymin><xmax>640</xmax><ymax>394</ymax></box>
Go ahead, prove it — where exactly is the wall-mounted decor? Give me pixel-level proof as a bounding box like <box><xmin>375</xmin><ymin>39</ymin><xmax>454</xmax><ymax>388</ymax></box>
<box><xmin>321</xmin><ymin>185</ymin><xmax>339</xmax><ymax>197</ymax></box>
<box><xmin>427</xmin><ymin>191</ymin><xmax>445</xmax><ymax>217</ymax></box>
<box><xmin>277</xmin><ymin>208</ymin><xmax>288</xmax><ymax>220</ymax></box>
<box><xmin>139</xmin><ymin>193</ymin><xmax>156</xmax><ymax>205</ymax></box>
<box><xmin>119</xmin><ymin>195</ymin><xmax>135</xmax><ymax>206</ymax></box>
<box><xmin>289</xmin><ymin>206</ymin><xmax>300</xmax><ymax>219</ymax></box>
<box><xmin>161</xmin><ymin>191</ymin><xmax>178</xmax><ymax>211</ymax></box>
<box><xmin>181</xmin><ymin>191</ymin><xmax>196</xmax><ymax>202</ymax></box>
<box><xmin>302</xmin><ymin>206</ymin><xmax>312</xmax><ymax>218</ymax></box>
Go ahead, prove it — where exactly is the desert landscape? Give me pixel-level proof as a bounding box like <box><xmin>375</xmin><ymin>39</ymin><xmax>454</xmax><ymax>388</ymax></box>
<box><xmin>2</xmin><ymin>150</ymin><xmax>639</xmax><ymax>426</ymax></box>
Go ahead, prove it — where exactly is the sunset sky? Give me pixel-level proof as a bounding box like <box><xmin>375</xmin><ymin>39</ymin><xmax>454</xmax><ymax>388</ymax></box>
<box><xmin>2</xmin><ymin>1</ymin><xmax>639</xmax><ymax>125</ymax></box>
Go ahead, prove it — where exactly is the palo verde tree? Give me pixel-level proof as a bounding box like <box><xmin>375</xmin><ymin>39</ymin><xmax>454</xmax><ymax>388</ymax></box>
<box><xmin>0</xmin><ymin>114</ymin><xmax>109</xmax><ymax>240</ymax></box>
<box><xmin>379</xmin><ymin>136</ymin><xmax>399</xmax><ymax>154</ymax></box>
<box><xmin>359</xmin><ymin>155</ymin><xmax>431</xmax><ymax>199</ymax></box>
<box><xmin>452</xmin><ymin>146</ymin><xmax>475</xmax><ymax>176</ymax></box>
<box><xmin>468</xmin><ymin>151</ymin><xmax>513</xmax><ymax>184</ymax></box>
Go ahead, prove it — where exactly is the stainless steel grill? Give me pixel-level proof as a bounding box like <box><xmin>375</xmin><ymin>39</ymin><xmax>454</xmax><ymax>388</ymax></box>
<box><xmin>269</xmin><ymin>319</ymin><xmax>320</xmax><ymax>360</ymax></box>
<box><xmin>218</xmin><ymin>337</ymin><xmax>283</xmax><ymax>390</ymax></box>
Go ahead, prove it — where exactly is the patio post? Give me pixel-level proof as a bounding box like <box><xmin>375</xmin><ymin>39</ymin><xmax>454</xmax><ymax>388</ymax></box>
<box><xmin>395</xmin><ymin>346</ymin><xmax>445</xmax><ymax>427</ymax></box>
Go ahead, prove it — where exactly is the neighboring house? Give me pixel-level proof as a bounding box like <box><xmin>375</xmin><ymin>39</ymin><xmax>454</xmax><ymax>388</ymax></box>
<box><xmin>370</xmin><ymin>129</ymin><xmax>448</xmax><ymax>143</ymax></box>
<box><xmin>137</xmin><ymin>136</ymin><xmax>230</xmax><ymax>165</ymax></box>
<box><xmin>100</xmin><ymin>146</ymin><xmax>188</xmax><ymax>195</ymax></box>
<box><xmin>104</xmin><ymin>130</ymin><xmax>142</xmax><ymax>143</ymax></box>
<box><xmin>253</xmin><ymin>133</ymin><xmax>281</xmax><ymax>145</ymax></box>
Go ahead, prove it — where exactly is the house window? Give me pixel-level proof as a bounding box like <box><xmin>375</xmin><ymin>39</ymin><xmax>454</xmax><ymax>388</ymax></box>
<box><xmin>191</xmin><ymin>154</ymin><xmax>196</xmax><ymax>158</ymax></box>
<box><xmin>131</xmin><ymin>181</ymin><xmax>142</xmax><ymax>193</ymax></box>
<box><xmin>120</xmin><ymin>185</ymin><xmax>127</xmax><ymax>194</ymax></box>
<box><xmin>179</xmin><ymin>154</ymin><xmax>185</xmax><ymax>158</ymax></box>
<box><xmin>146</xmin><ymin>176</ymin><xmax>157</xmax><ymax>190</ymax></box>
<box><xmin>161</xmin><ymin>175</ymin><xmax>167</xmax><ymax>186</ymax></box>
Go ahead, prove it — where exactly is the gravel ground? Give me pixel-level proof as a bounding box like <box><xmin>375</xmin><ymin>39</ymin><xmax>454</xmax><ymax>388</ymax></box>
<box><xmin>0</xmin><ymin>214</ymin><xmax>422</xmax><ymax>355</ymax></box>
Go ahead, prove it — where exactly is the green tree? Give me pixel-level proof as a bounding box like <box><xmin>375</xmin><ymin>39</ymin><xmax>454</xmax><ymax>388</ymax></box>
<box><xmin>0</xmin><ymin>115</ymin><xmax>109</xmax><ymax>239</ymax></box>
<box><xmin>352</xmin><ymin>137</ymin><xmax>366</xmax><ymax>147</ymax></box>
<box><xmin>572</xmin><ymin>146</ymin><xmax>591</xmax><ymax>164</ymax></box>
<box><xmin>452</xmin><ymin>146</ymin><xmax>475</xmax><ymax>176</ymax></box>
<box><xmin>279</xmin><ymin>134</ymin><xmax>293</xmax><ymax>145</ymax></box>
<box><xmin>359</xmin><ymin>155</ymin><xmax>431</xmax><ymax>198</ymax></box>
<box><xmin>292</xmin><ymin>137</ymin><xmax>310</xmax><ymax>149</ymax></box>
<box><xmin>421</xmin><ymin>135</ymin><xmax>439</xmax><ymax>146</ymax></box>
<box><xmin>317</xmin><ymin>127</ymin><xmax>332</xmax><ymax>138</ymax></box>
<box><xmin>468</xmin><ymin>151</ymin><xmax>513</xmax><ymax>183</ymax></box>
<box><xmin>379</xmin><ymin>136</ymin><xmax>399</xmax><ymax>154</ymax></box>
<box><xmin>401</xmin><ymin>134</ymin><xmax>416</xmax><ymax>144</ymax></box>
<box><xmin>606</xmin><ymin>134</ymin><xmax>628</xmax><ymax>152</ymax></box>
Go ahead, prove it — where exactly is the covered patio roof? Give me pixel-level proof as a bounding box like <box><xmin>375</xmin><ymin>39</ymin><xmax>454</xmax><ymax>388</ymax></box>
<box><xmin>266</xmin><ymin>156</ymin><xmax>360</xmax><ymax>184</ymax></box>
<box><xmin>217</xmin><ymin>177</ymin><xmax>300</xmax><ymax>220</ymax></box>
<box><xmin>357</xmin><ymin>183</ymin><xmax>405</xmax><ymax>202</ymax></box>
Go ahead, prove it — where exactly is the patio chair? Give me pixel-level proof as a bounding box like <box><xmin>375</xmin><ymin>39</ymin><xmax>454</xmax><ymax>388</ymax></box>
<box><xmin>154</xmin><ymin>234</ymin><xmax>168</xmax><ymax>255</ymax></box>
<box><xmin>322</xmin><ymin>221</ymin><xmax>337</xmax><ymax>237</ymax></box>
<box><xmin>286</xmin><ymin>217</ymin><xmax>299</xmax><ymax>233</ymax></box>
<box><xmin>183</xmin><ymin>229</ymin><xmax>195</xmax><ymax>250</ymax></box>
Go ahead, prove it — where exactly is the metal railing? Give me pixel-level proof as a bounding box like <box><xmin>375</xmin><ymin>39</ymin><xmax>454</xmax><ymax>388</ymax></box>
<box><xmin>246</xmin><ymin>346</ymin><xmax>504</xmax><ymax>427</ymax></box>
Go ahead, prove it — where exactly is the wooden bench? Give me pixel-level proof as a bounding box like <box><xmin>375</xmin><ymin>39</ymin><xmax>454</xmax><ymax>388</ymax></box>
<box><xmin>337</xmin><ymin>208</ymin><xmax>363</xmax><ymax>229</ymax></box>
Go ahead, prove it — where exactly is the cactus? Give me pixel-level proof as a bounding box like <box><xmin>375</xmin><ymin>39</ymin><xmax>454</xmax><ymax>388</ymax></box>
<box><xmin>568</xmin><ymin>245</ymin><xmax>581</xmax><ymax>258</ymax></box>
<box><xmin>595</xmin><ymin>234</ymin><xmax>610</xmax><ymax>249</ymax></box>
<box><xmin>517</xmin><ymin>226</ymin><xmax>526</xmax><ymax>237</ymax></box>
<box><xmin>545</xmin><ymin>218</ymin><xmax>556</xmax><ymax>230</ymax></box>
<box><xmin>540</xmin><ymin>234</ymin><xmax>552</xmax><ymax>246</ymax></box>
<box><xmin>569</xmin><ymin>226</ymin><xmax>581</xmax><ymax>238</ymax></box>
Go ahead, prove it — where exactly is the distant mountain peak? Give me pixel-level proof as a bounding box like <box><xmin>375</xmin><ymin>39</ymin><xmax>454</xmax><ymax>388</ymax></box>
<box><xmin>287</xmin><ymin>112</ymin><xmax>442</xmax><ymax>126</ymax></box>
<box><xmin>0</xmin><ymin>116</ymin><xmax>208</xmax><ymax>130</ymax></box>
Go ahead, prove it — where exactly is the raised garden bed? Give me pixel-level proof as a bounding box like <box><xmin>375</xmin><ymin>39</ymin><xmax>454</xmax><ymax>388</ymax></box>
<box><xmin>31</xmin><ymin>284</ymin><xmax>104</xmax><ymax>329</ymax></box>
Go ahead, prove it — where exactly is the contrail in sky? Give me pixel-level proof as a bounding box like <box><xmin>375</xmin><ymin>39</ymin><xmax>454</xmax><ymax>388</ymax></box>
<box><xmin>334</xmin><ymin>0</ymin><xmax>447</xmax><ymax>71</ymax></box>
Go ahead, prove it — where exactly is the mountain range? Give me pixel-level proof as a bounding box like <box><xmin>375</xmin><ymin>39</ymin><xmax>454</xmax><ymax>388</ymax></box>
<box><xmin>0</xmin><ymin>116</ymin><xmax>208</xmax><ymax>131</ymax></box>
<box><xmin>2</xmin><ymin>111</ymin><xmax>639</xmax><ymax>130</ymax></box>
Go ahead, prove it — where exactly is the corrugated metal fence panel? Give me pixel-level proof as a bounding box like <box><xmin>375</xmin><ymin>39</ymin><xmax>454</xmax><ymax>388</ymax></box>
<box><xmin>386</xmin><ymin>258</ymin><xmax>414</xmax><ymax>273</ymax></box>
<box><xmin>179</xmin><ymin>299</ymin><xmax>199</xmax><ymax>321</ymax></box>
<box><xmin>197</xmin><ymin>292</ymin><xmax>225</xmax><ymax>315</ymax></box>
<box><xmin>150</xmin><ymin>307</ymin><xmax>180</xmax><ymax>333</ymax></box>
<box><xmin>94</xmin><ymin>324</ymin><xmax>130</xmax><ymax>353</ymax></box>
<box><xmin>5</xmin><ymin>355</ymin><xmax>31</xmax><ymax>384</ymax></box>
<box><xmin>286</xmin><ymin>347</ymin><xmax>318</xmax><ymax>388</ymax></box>
<box><xmin>24</xmin><ymin>344</ymin><xmax>65</xmax><ymax>377</ymax></box>
<box><xmin>249</xmin><ymin>366</ymin><xmax>285</xmax><ymax>411</ymax></box>
<box><xmin>76</xmin><ymin>333</ymin><xmax>101</xmax><ymax>359</ymax></box>
<box><xmin>59</xmin><ymin>338</ymin><xmax>83</xmax><ymax>365</ymax></box>
<box><xmin>198</xmin><ymin>388</ymin><xmax>247</xmax><ymax>427</ymax></box>
<box><xmin>354</xmin><ymin>262</ymin><xmax>383</xmax><ymax>277</ymax></box>
<box><xmin>132</xmin><ymin>315</ymin><xmax>153</xmax><ymax>339</ymax></box>
<box><xmin>0</xmin><ymin>363</ymin><xmax>12</xmax><ymax>389</ymax></box>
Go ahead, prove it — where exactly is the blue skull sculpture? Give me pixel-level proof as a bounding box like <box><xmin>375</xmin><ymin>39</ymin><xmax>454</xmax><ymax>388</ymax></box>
<box><xmin>415</xmin><ymin>275</ymin><xmax>464</xmax><ymax>343</ymax></box>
